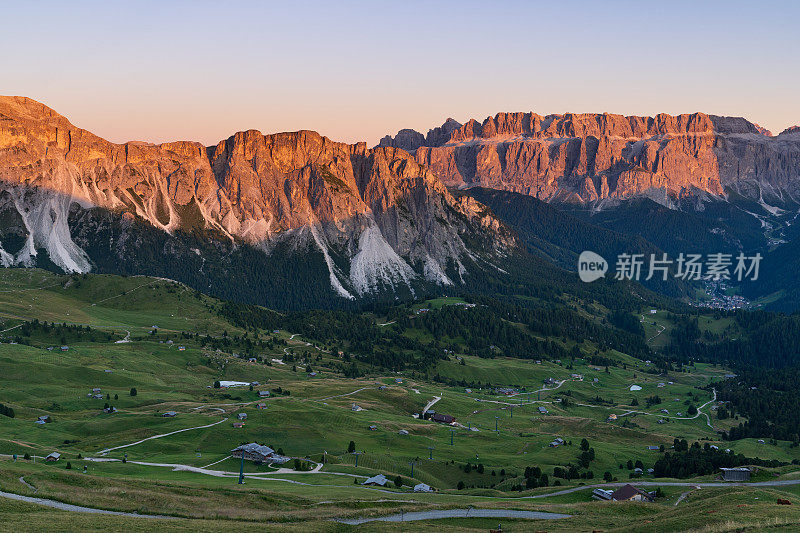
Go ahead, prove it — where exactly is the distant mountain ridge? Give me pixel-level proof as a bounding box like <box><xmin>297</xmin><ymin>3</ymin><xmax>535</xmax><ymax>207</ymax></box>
<box><xmin>379</xmin><ymin>111</ymin><xmax>800</xmax><ymax>208</ymax></box>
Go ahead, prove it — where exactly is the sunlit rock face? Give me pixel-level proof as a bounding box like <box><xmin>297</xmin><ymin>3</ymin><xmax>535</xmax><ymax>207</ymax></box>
<box><xmin>380</xmin><ymin>112</ymin><xmax>800</xmax><ymax>208</ymax></box>
<box><xmin>0</xmin><ymin>96</ymin><xmax>514</xmax><ymax>299</ymax></box>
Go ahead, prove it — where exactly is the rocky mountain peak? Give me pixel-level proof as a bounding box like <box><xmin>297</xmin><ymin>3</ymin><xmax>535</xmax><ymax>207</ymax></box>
<box><xmin>0</xmin><ymin>96</ymin><xmax>514</xmax><ymax>300</ymax></box>
<box><xmin>380</xmin><ymin>110</ymin><xmax>800</xmax><ymax>206</ymax></box>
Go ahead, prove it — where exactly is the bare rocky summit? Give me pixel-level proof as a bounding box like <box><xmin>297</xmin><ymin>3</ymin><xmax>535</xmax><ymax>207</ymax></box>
<box><xmin>380</xmin><ymin>112</ymin><xmax>800</xmax><ymax>207</ymax></box>
<box><xmin>0</xmin><ymin>96</ymin><xmax>512</xmax><ymax>298</ymax></box>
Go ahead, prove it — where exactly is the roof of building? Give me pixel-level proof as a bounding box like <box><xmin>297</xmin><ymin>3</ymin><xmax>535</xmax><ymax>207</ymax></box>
<box><xmin>46</xmin><ymin>452</ymin><xmax>61</xmax><ymax>459</ymax></box>
<box><xmin>592</xmin><ymin>488</ymin><xmax>613</xmax><ymax>500</ymax></box>
<box><xmin>414</xmin><ymin>483</ymin><xmax>433</xmax><ymax>492</ymax></box>
<box><xmin>611</xmin><ymin>484</ymin><xmax>650</xmax><ymax>501</ymax></box>
<box><xmin>231</xmin><ymin>443</ymin><xmax>275</xmax><ymax>456</ymax></box>
<box><xmin>363</xmin><ymin>474</ymin><xmax>388</xmax><ymax>486</ymax></box>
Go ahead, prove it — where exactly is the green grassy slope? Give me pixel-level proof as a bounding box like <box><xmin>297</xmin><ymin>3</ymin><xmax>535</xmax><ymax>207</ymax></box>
<box><xmin>1</xmin><ymin>268</ymin><xmax>799</xmax><ymax>531</ymax></box>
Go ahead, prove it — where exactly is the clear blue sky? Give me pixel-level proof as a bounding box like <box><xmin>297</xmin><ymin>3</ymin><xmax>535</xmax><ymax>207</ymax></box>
<box><xmin>2</xmin><ymin>0</ymin><xmax>797</xmax><ymax>145</ymax></box>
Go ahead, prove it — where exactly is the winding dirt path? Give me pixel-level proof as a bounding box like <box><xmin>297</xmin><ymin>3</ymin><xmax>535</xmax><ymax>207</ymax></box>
<box><xmin>674</xmin><ymin>487</ymin><xmax>698</xmax><ymax>506</ymax></box>
<box><xmin>0</xmin><ymin>489</ymin><xmax>175</xmax><ymax>519</ymax></box>
<box><xmin>577</xmin><ymin>389</ymin><xmax>717</xmax><ymax>425</ymax></box>
<box><xmin>97</xmin><ymin>417</ymin><xmax>228</xmax><ymax>455</ymax></box>
<box><xmin>18</xmin><ymin>476</ymin><xmax>37</xmax><ymax>493</ymax></box>
<box><xmin>422</xmin><ymin>395</ymin><xmax>441</xmax><ymax>414</ymax></box>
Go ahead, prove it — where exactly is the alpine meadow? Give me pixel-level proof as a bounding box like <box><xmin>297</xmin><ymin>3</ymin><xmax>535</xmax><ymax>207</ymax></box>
<box><xmin>3</xmin><ymin>2</ymin><xmax>800</xmax><ymax>532</ymax></box>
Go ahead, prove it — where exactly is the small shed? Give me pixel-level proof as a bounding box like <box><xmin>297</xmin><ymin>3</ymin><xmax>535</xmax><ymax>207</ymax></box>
<box><xmin>45</xmin><ymin>452</ymin><xmax>61</xmax><ymax>462</ymax></box>
<box><xmin>162</xmin><ymin>411</ymin><xmax>178</xmax><ymax>417</ymax></box>
<box><xmin>414</xmin><ymin>483</ymin><xmax>434</xmax><ymax>492</ymax></box>
<box><xmin>721</xmin><ymin>467</ymin><xmax>751</xmax><ymax>482</ymax></box>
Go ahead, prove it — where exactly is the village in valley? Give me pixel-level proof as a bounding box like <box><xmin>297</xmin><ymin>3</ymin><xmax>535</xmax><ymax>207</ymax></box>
<box><xmin>696</xmin><ymin>279</ymin><xmax>752</xmax><ymax>311</ymax></box>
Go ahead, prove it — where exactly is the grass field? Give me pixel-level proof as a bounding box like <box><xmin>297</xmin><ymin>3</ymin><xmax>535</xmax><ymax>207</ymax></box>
<box><xmin>2</xmin><ymin>269</ymin><xmax>800</xmax><ymax>531</ymax></box>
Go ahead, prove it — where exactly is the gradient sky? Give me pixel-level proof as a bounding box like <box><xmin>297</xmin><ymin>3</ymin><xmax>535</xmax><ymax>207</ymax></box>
<box><xmin>3</xmin><ymin>1</ymin><xmax>798</xmax><ymax>146</ymax></box>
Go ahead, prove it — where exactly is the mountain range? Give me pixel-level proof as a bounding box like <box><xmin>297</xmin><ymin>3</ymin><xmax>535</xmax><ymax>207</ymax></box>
<box><xmin>379</xmin><ymin>112</ymin><xmax>800</xmax><ymax>209</ymax></box>
<box><xmin>0</xmin><ymin>96</ymin><xmax>515</xmax><ymax>307</ymax></box>
<box><xmin>2</xmin><ymin>96</ymin><xmax>800</xmax><ymax>310</ymax></box>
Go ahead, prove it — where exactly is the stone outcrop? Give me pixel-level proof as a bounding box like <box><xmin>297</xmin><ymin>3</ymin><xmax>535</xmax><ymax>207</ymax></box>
<box><xmin>379</xmin><ymin>112</ymin><xmax>800</xmax><ymax>206</ymax></box>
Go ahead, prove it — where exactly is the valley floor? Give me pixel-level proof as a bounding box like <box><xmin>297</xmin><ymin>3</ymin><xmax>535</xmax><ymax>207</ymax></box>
<box><xmin>1</xmin><ymin>269</ymin><xmax>800</xmax><ymax>531</ymax></box>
